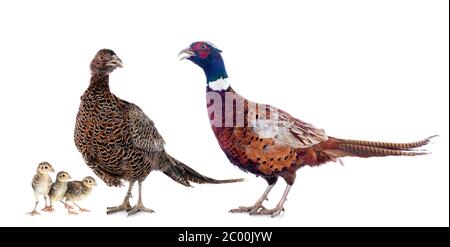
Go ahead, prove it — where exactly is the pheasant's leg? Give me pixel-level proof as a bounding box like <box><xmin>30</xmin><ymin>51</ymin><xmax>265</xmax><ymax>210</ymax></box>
<box><xmin>41</xmin><ymin>195</ymin><xmax>50</xmax><ymax>211</ymax></box>
<box><xmin>127</xmin><ymin>181</ymin><xmax>154</xmax><ymax>216</ymax></box>
<box><xmin>43</xmin><ymin>199</ymin><xmax>55</xmax><ymax>212</ymax></box>
<box><xmin>27</xmin><ymin>192</ymin><xmax>40</xmax><ymax>216</ymax></box>
<box><xmin>73</xmin><ymin>202</ymin><xmax>90</xmax><ymax>212</ymax></box>
<box><xmin>61</xmin><ymin>200</ymin><xmax>74</xmax><ymax>209</ymax></box>
<box><xmin>258</xmin><ymin>184</ymin><xmax>292</xmax><ymax>217</ymax></box>
<box><xmin>229</xmin><ymin>184</ymin><xmax>275</xmax><ymax>214</ymax></box>
<box><xmin>107</xmin><ymin>181</ymin><xmax>135</xmax><ymax>214</ymax></box>
<box><xmin>65</xmin><ymin>202</ymin><xmax>79</xmax><ymax>215</ymax></box>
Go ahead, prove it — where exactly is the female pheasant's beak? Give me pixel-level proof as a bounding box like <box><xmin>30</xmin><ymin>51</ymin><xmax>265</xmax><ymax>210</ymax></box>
<box><xmin>106</xmin><ymin>55</ymin><xmax>123</xmax><ymax>68</ymax></box>
<box><xmin>178</xmin><ymin>48</ymin><xmax>195</xmax><ymax>60</ymax></box>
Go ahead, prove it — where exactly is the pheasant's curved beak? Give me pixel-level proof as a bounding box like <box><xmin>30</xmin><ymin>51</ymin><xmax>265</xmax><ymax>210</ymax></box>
<box><xmin>106</xmin><ymin>55</ymin><xmax>123</xmax><ymax>68</ymax></box>
<box><xmin>178</xmin><ymin>48</ymin><xmax>195</xmax><ymax>60</ymax></box>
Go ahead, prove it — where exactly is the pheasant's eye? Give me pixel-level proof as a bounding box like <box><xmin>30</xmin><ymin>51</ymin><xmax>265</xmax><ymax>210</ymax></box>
<box><xmin>200</xmin><ymin>44</ymin><xmax>206</xmax><ymax>50</ymax></box>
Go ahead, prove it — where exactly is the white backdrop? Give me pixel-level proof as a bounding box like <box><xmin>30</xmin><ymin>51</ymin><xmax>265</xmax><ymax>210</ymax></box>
<box><xmin>0</xmin><ymin>0</ymin><xmax>448</xmax><ymax>226</ymax></box>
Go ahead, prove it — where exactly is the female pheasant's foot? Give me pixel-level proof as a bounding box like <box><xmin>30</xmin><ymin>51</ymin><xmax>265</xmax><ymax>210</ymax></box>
<box><xmin>106</xmin><ymin>201</ymin><xmax>131</xmax><ymax>214</ymax></box>
<box><xmin>257</xmin><ymin>206</ymin><xmax>285</xmax><ymax>217</ymax></box>
<box><xmin>27</xmin><ymin>210</ymin><xmax>40</xmax><ymax>216</ymax></box>
<box><xmin>229</xmin><ymin>203</ymin><xmax>267</xmax><ymax>215</ymax></box>
<box><xmin>127</xmin><ymin>202</ymin><xmax>154</xmax><ymax>216</ymax></box>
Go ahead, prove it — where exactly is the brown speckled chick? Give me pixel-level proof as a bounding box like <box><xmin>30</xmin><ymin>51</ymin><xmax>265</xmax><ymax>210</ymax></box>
<box><xmin>64</xmin><ymin>176</ymin><xmax>97</xmax><ymax>215</ymax></box>
<box><xmin>28</xmin><ymin>162</ymin><xmax>55</xmax><ymax>216</ymax></box>
<box><xmin>44</xmin><ymin>171</ymin><xmax>72</xmax><ymax>212</ymax></box>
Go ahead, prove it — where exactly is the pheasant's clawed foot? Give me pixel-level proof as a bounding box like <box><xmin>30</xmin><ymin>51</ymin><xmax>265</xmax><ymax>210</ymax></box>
<box><xmin>229</xmin><ymin>203</ymin><xmax>266</xmax><ymax>214</ymax></box>
<box><xmin>106</xmin><ymin>201</ymin><xmax>131</xmax><ymax>214</ymax></box>
<box><xmin>41</xmin><ymin>206</ymin><xmax>52</xmax><ymax>212</ymax></box>
<box><xmin>42</xmin><ymin>206</ymin><xmax>55</xmax><ymax>213</ymax></box>
<box><xmin>79</xmin><ymin>208</ymin><xmax>90</xmax><ymax>213</ymax></box>
<box><xmin>67</xmin><ymin>209</ymin><xmax>79</xmax><ymax>215</ymax></box>
<box><xmin>257</xmin><ymin>206</ymin><xmax>285</xmax><ymax>217</ymax></box>
<box><xmin>127</xmin><ymin>202</ymin><xmax>154</xmax><ymax>216</ymax></box>
<box><xmin>27</xmin><ymin>210</ymin><xmax>40</xmax><ymax>216</ymax></box>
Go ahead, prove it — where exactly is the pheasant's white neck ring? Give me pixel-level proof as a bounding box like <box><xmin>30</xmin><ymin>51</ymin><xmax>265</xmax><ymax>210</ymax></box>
<box><xmin>207</xmin><ymin>77</ymin><xmax>230</xmax><ymax>91</ymax></box>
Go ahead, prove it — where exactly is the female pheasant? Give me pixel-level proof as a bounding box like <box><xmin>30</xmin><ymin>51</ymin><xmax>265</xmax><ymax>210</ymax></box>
<box><xmin>75</xmin><ymin>49</ymin><xmax>242</xmax><ymax>216</ymax></box>
<box><xmin>179</xmin><ymin>41</ymin><xmax>435</xmax><ymax>217</ymax></box>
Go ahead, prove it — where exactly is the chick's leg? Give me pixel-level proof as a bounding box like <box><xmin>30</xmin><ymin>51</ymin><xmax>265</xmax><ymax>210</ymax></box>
<box><xmin>43</xmin><ymin>199</ymin><xmax>55</xmax><ymax>212</ymax></box>
<box><xmin>65</xmin><ymin>201</ymin><xmax>79</xmax><ymax>215</ymax></box>
<box><xmin>41</xmin><ymin>195</ymin><xmax>53</xmax><ymax>211</ymax></box>
<box><xmin>127</xmin><ymin>180</ymin><xmax>154</xmax><ymax>216</ymax></box>
<box><xmin>73</xmin><ymin>202</ymin><xmax>90</xmax><ymax>212</ymax></box>
<box><xmin>107</xmin><ymin>181</ymin><xmax>135</xmax><ymax>214</ymax></box>
<box><xmin>27</xmin><ymin>191</ymin><xmax>40</xmax><ymax>216</ymax></box>
<box><xmin>60</xmin><ymin>200</ymin><xmax>73</xmax><ymax>209</ymax></box>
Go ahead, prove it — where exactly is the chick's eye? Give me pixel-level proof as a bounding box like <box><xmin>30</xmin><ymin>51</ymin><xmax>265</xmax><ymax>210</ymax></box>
<box><xmin>62</xmin><ymin>174</ymin><xmax>65</xmax><ymax>177</ymax></box>
<box><xmin>44</xmin><ymin>166</ymin><xmax>48</xmax><ymax>169</ymax></box>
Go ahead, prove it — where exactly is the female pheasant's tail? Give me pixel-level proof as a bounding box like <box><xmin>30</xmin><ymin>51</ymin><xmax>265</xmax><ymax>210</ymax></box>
<box><xmin>325</xmin><ymin>135</ymin><xmax>437</xmax><ymax>158</ymax></box>
<box><xmin>159</xmin><ymin>152</ymin><xmax>244</xmax><ymax>187</ymax></box>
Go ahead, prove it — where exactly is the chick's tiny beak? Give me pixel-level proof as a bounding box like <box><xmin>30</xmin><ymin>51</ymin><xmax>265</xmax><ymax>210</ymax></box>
<box><xmin>106</xmin><ymin>55</ymin><xmax>123</xmax><ymax>68</ymax></box>
<box><xmin>178</xmin><ymin>48</ymin><xmax>195</xmax><ymax>60</ymax></box>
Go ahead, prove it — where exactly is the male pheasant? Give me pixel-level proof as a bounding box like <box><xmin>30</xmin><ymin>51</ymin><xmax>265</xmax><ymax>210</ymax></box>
<box><xmin>179</xmin><ymin>41</ymin><xmax>435</xmax><ymax>217</ymax></box>
<box><xmin>75</xmin><ymin>49</ymin><xmax>242</xmax><ymax>216</ymax></box>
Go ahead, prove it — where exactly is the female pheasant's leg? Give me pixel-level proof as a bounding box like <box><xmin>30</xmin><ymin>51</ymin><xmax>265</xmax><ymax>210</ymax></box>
<box><xmin>107</xmin><ymin>181</ymin><xmax>135</xmax><ymax>214</ymax></box>
<box><xmin>229</xmin><ymin>184</ymin><xmax>275</xmax><ymax>214</ymax></box>
<box><xmin>258</xmin><ymin>184</ymin><xmax>292</xmax><ymax>217</ymax></box>
<box><xmin>127</xmin><ymin>180</ymin><xmax>155</xmax><ymax>216</ymax></box>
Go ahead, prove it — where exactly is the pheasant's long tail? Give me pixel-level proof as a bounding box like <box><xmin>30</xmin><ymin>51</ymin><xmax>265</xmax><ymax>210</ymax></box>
<box><xmin>322</xmin><ymin>135</ymin><xmax>437</xmax><ymax>158</ymax></box>
<box><xmin>159</xmin><ymin>152</ymin><xmax>244</xmax><ymax>187</ymax></box>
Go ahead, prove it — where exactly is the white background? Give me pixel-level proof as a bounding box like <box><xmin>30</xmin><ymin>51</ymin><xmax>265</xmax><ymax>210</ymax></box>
<box><xmin>0</xmin><ymin>0</ymin><xmax>448</xmax><ymax>227</ymax></box>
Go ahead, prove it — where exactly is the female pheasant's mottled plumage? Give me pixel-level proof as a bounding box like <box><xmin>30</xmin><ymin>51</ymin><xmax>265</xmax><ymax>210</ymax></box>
<box><xmin>74</xmin><ymin>49</ymin><xmax>242</xmax><ymax>215</ymax></box>
<box><xmin>180</xmin><ymin>41</ymin><xmax>435</xmax><ymax>217</ymax></box>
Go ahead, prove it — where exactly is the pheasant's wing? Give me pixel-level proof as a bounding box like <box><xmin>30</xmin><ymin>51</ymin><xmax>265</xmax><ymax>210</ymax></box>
<box><xmin>249</xmin><ymin>105</ymin><xmax>328</xmax><ymax>148</ymax></box>
<box><xmin>228</xmin><ymin>102</ymin><xmax>328</xmax><ymax>176</ymax></box>
<box><xmin>67</xmin><ymin>181</ymin><xmax>83</xmax><ymax>197</ymax></box>
<box><xmin>121</xmin><ymin>100</ymin><xmax>165</xmax><ymax>153</ymax></box>
<box><xmin>31</xmin><ymin>175</ymin><xmax>39</xmax><ymax>190</ymax></box>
